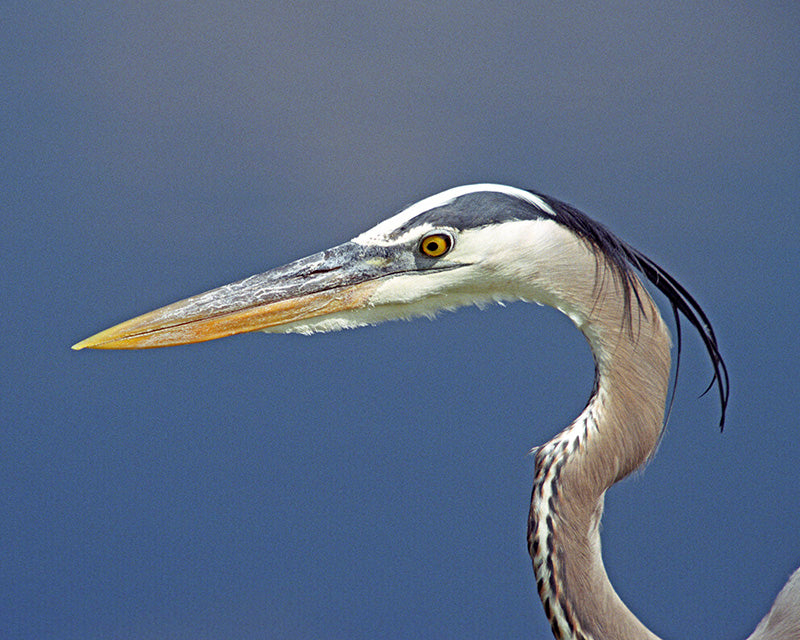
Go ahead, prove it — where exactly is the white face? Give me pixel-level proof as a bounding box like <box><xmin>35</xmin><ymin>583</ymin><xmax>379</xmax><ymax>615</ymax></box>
<box><xmin>321</xmin><ymin>184</ymin><xmax>570</xmax><ymax>332</ymax></box>
<box><xmin>264</xmin><ymin>214</ymin><xmax>581</xmax><ymax>336</ymax></box>
<box><xmin>367</xmin><ymin>217</ymin><xmax>575</xmax><ymax>310</ymax></box>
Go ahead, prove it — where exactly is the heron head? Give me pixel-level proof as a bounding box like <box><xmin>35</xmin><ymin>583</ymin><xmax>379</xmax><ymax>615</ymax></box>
<box><xmin>72</xmin><ymin>185</ymin><xmax>597</xmax><ymax>350</ymax></box>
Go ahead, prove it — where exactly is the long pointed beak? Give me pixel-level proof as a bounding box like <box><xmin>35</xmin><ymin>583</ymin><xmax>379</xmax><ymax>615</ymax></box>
<box><xmin>72</xmin><ymin>242</ymin><xmax>398</xmax><ymax>350</ymax></box>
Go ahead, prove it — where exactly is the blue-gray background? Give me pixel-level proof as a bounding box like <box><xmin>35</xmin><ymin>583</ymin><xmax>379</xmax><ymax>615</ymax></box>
<box><xmin>4</xmin><ymin>4</ymin><xmax>799</xmax><ymax>639</ymax></box>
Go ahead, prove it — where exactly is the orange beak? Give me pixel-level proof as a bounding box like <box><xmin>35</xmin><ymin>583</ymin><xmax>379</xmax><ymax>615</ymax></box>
<box><xmin>72</xmin><ymin>241</ymin><xmax>396</xmax><ymax>350</ymax></box>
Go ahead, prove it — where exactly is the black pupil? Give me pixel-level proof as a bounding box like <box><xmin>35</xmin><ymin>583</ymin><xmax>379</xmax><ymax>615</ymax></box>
<box><xmin>424</xmin><ymin>236</ymin><xmax>447</xmax><ymax>254</ymax></box>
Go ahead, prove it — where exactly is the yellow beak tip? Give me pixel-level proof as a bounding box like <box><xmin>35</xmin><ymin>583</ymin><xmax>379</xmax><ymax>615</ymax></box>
<box><xmin>71</xmin><ymin>329</ymin><xmax>120</xmax><ymax>350</ymax></box>
<box><xmin>71</xmin><ymin>337</ymin><xmax>97</xmax><ymax>350</ymax></box>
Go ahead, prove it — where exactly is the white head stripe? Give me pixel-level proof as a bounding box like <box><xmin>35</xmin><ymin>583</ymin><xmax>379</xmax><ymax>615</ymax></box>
<box><xmin>353</xmin><ymin>184</ymin><xmax>555</xmax><ymax>244</ymax></box>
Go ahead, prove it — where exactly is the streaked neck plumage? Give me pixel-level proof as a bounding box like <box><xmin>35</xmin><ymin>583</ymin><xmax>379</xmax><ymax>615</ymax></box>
<box><xmin>526</xmin><ymin>231</ymin><xmax>671</xmax><ymax>640</ymax></box>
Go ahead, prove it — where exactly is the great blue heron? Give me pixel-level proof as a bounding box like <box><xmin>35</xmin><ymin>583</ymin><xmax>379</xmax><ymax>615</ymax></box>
<box><xmin>74</xmin><ymin>184</ymin><xmax>799</xmax><ymax>639</ymax></box>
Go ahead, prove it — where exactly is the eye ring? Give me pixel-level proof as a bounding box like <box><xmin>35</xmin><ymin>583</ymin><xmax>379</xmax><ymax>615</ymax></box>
<box><xmin>419</xmin><ymin>232</ymin><xmax>453</xmax><ymax>258</ymax></box>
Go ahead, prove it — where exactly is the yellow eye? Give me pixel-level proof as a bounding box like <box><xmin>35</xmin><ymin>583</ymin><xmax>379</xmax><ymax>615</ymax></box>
<box><xmin>419</xmin><ymin>233</ymin><xmax>452</xmax><ymax>257</ymax></box>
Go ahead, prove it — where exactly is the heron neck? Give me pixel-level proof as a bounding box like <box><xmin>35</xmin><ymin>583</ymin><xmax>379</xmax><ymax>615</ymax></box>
<box><xmin>528</xmin><ymin>275</ymin><xmax>671</xmax><ymax>640</ymax></box>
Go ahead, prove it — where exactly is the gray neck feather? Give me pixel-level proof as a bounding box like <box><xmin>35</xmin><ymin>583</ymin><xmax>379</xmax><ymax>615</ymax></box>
<box><xmin>528</xmin><ymin>249</ymin><xmax>671</xmax><ymax>640</ymax></box>
<box><xmin>524</xmin><ymin>222</ymin><xmax>798</xmax><ymax>640</ymax></box>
